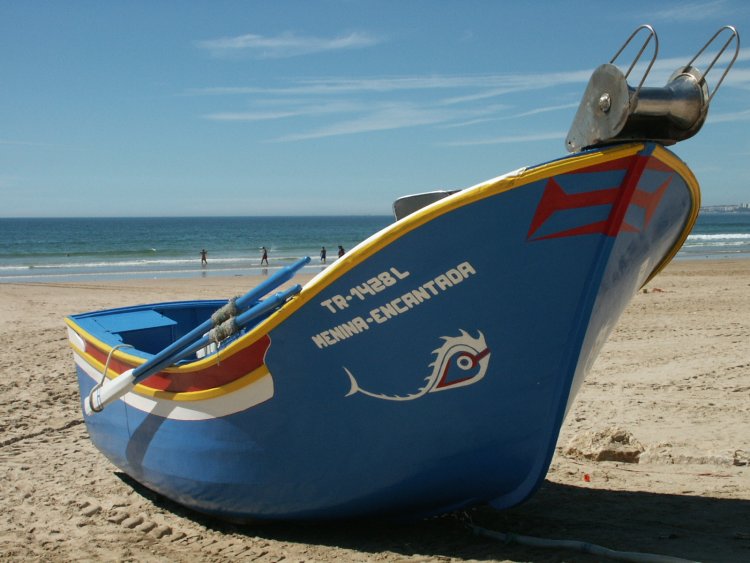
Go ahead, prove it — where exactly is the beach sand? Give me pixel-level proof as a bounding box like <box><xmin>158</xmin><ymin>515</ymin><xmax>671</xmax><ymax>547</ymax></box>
<box><xmin>1</xmin><ymin>260</ymin><xmax>748</xmax><ymax>562</ymax></box>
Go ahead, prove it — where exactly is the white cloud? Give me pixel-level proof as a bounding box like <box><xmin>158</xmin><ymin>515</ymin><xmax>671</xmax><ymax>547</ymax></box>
<box><xmin>441</xmin><ymin>132</ymin><xmax>566</xmax><ymax>147</ymax></box>
<box><xmin>189</xmin><ymin>77</ymin><xmax>477</xmax><ymax>97</ymax></box>
<box><xmin>204</xmin><ymin>110</ymin><xmax>303</xmax><ymax>122</ymax></box>
<box><xmin>441</xmin><ymin>102</ymin><xmax>576</xmax><ymax>129</ymax></box>
<box><xmin>650</xmin><ymin>1</ymin><xmax>730</xmax><ymax>22</ymax></box>
<box><xmin>722</xmin><ymin>67</ymin><xmax>750</xmax><ymax>89</ymax></box>
<box><xmin>439</xmin><ymin>71</ymin><xmax>593</xmax><ymax>105</ymax></box>
<box><xmin>203</xmin><ymin>100</ymin><xmax>366</xmax><ymax>122</ymax></box>
<box><xmin>192</xmin><ymin>40</ymin><xmax>749</xmax><ymax>143</ymax></box>
<box><xmin>192</xmin><ymin>69</ymin><xmax>590</xmax><ymax>143</ymax></box>
<box><xmin>503</xmin><ymin>103</ymin><xmax>580</xmax><ymax>120</ymax></box>
<box><xmin>707</xmin><ymin>107</ymin><xmax>750</xmax><ymax>123</ymax></box>
<box><xmin>196</xmin><ymin>31</ymin><xmax>380</xmax><ymax>59</ymax></box>
<box><xmin>189</xmin><ymin>71</ymin><xmax>592</xmax><ymax>98</ymax></box>
<box><xmin>269</xmin><ymin>103</ymin><xmax>502</xmax><ymax>142</ymax></box>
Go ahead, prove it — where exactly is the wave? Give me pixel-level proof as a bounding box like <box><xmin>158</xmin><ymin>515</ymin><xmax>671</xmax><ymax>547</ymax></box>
<box><xmin>687</xmin><ymin>233</ymin><xmax>750</xmax><ymax>241</ymax></box>
<box><xmin>0</xmin><ymin>254</ymin><xmax>314</xmax><ymax>274</ymax></box>
<box><xmin>683</xmin><ymin>241</ymin><xmax>748</xmax><ymax>249</ymax></box>
<box><xmin>0</xmin><ymin>261</ymin><xmax>330</xmax><ymax>283</ymax></box>
<box><xmin>0</xmin><ymin>247</ymin><xmax>162</xmax><ymax>260</ymax></box>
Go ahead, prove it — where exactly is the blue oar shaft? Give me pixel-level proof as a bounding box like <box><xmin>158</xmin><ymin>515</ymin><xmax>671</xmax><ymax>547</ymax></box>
<box><xmin>134</xmin><ymin>284</ymin><xmax>302</xmax><ymax>382</ymax></box>
<box><xmin>131</xmin><ymin>256</ymin><xmax>310</xmax><ymax>380</ymax></box>
<box><xmin>86</xmin><ymin>284</ymin><xmax>304</xmax><ymax>415</ymax></box>
<box><xmin>233</xmin><ymin>256</ymin><xmax>310</xmax><ymax>310</ymax></box>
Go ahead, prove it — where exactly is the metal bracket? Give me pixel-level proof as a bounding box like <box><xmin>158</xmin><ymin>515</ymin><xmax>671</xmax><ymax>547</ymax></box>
<box><xmin>609</xmin><ymin>24</ymin><xmax>659</xmax><ymax>110</ymax></box>
<box><xmin>565</xmin><ymin>25</ymin><xmax>740</xmax><ymax>152</ymax></box>
<box><xmin>682</xmin><ymin>25</ymin><xmax>740</xmax><ymax>105</ymax></box>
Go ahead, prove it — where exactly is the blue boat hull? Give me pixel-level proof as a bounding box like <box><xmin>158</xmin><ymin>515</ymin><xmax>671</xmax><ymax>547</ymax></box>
<box><xmin>68</xmin><ymin>143</ymin><xmax>699</xmax><ymax>520</ymax></box>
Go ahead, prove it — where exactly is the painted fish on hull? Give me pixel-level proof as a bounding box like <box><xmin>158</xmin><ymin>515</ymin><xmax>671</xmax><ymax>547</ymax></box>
<box><xmin>344</xmin><ymin>329</ymin><xmax>491</xmax><ymax>401</ymax></box>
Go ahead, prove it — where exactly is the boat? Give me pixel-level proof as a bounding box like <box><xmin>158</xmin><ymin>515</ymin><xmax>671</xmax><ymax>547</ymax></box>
<box><xmin>66</xmin><ymin>25</ymin><xmax>739</xmax><ymax>521</ymax></box>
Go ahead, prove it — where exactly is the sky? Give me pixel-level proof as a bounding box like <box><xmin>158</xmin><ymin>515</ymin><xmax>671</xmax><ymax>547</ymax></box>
<box><xmin>1</xmin><ymin>0</ymin><xmax>748</xmax><ymax>217</ymax></box>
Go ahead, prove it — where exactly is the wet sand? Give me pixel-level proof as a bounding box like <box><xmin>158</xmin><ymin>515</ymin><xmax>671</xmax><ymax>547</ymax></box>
<box><xmin>1</xmin><ymin>260</ymin><xmax>748</xmax><ymax>562</ymax></box>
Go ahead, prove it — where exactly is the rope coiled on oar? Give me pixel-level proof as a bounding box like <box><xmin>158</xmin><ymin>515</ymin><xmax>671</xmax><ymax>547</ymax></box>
<box><xmin>207</xmin><ymin>317</ymin><xmax>239</xmax><ymax>344</ymax></box>
<box><xmin>211</xmin><ymin>297</ymin><xmax>239</xmax><ymax>325</ymax></box>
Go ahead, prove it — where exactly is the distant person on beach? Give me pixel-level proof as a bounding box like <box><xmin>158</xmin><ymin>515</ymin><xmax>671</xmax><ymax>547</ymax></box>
<box><xmin>338</xmin><ymin>245</ymin><xmax>345</xmax><ymax>258</ymax></box>
<box><xmin>260</xmin><ymin>246</ymin><xmax>269</xmax><ymax>266</ymax></box>
<box><xmin>200</xmin><ymin>249</ymin><xmax>207</xmax><ymax>266</ymax></box>
<box><xmin>320</xmin><ymin>247</ymin><xmax>327</xmax><ymax>263</ymax></box>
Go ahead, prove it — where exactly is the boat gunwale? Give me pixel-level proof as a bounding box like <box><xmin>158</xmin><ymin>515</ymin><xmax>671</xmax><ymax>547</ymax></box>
<box><xmin>65</xmin><ymin>142</ymin><xmax>699</xmax><ymax>392</ymax></box>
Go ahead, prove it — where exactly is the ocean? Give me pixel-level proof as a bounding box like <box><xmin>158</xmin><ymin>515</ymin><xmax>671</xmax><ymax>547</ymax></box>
<box><xmin>1</xmin><ymin>213</ymin><xmax>749</xmax><ymax>283</ymax></box>
<box><xmin>677</xmin><ymin>211</ymin><xmax>750</xmax><ymax>261</ymax></box>
<box><xmin>0</xmin><ymin>216</ymin><xmax>392</xmax><ymax>283</ymax></box>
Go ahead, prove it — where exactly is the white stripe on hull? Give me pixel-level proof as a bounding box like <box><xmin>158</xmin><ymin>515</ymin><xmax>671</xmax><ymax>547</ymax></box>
<box><xmin>73</xmin><ymin>352</ymin><xmax>274</xmax><ymax>421</ymax></box>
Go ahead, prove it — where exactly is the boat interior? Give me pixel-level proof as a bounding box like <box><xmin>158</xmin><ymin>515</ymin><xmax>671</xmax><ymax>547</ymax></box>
<box><xmin>71</xmin><ymin>300</ymin><xmax>239</xmax><ymax>359</ymax></box>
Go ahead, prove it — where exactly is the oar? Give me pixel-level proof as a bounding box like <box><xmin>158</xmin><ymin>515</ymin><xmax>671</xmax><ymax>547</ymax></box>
<box><xmin>84</xmin><ymin>257</ymin><xmax>309</xmax><ymax>415</ymax></box>
<box><xmin>134</xmin><ymin>255</ymin><xmax>310</xmax><ymax>383</ymax></box>
<box><xmin>164</xmin><ymin>284</ymin><xmax>302</xmax><ymax>365</ymax></box>
<box><xmin>124</xmin><ymin>255</ymin><xmax>309</xmax><ymax>380</ymax></box>
<box><xmin>85</xmin><ymin>284</ymin><xmax>303</xmax><ymax>415</ymax></box>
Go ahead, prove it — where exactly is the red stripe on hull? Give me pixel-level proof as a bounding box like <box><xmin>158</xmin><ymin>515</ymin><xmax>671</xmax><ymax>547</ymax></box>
<box><xmin>83</xmin><ymin>335</ymin><xmax>271</xmax><ymax>392</ymax></box>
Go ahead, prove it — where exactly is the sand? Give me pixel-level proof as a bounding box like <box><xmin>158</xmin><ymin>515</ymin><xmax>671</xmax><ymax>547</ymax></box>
<box><xmin>0</xmin><ymin>260</ymin><xmax>748</xmax><ymax>562</ymax></box>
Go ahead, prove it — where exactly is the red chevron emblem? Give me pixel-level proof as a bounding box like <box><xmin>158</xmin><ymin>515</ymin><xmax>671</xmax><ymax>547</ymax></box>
<box><xmin>528</xmin><ymin>157</ymin><xmax>672</xmax><ymax>240</ymax></box>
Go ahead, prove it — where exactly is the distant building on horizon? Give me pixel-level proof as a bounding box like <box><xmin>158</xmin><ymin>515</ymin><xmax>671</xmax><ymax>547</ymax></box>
<box><xmin>700</xmin><ymin>203</ymin><xmax>750</xmax><ymax>213</ymax></box>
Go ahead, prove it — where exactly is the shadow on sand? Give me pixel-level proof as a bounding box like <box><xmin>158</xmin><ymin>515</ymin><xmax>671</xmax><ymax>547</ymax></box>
<box><xmin>118</xmin><ymin>474</ymin><xmax>749</xmax><ymax>562</ymax></box>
